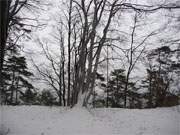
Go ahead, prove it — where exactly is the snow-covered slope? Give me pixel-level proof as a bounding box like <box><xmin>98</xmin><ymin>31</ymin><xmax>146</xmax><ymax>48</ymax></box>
<box><xmin>1</xmin><ymin>106</ymin><xmax>180</xmax><ymax>135</ymax></box>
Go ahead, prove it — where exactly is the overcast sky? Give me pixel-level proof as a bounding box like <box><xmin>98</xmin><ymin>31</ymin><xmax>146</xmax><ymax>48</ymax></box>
<box><xmin>17</xmin><ymin>0</ymin><xmax>180</xmax><ymax>90</ymax></box>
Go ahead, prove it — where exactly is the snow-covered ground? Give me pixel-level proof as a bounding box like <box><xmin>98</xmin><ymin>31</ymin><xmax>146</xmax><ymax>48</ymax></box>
<box><xmin>0</xmin><ymin>106</ymin><xmax>180</xmax><ymax>135</ymax></box>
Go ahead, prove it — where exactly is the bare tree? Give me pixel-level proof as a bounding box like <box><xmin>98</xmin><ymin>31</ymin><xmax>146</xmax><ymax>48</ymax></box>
<box><xmin>122</xmin><ymin>12</ymin><xmax>157</xmax><ymax>108</ymax></box>
<box><xmin>68</xmin><ymin>0</ymin><xmax>180</xmax><ymax>107</ymax></box>
<box><xmin>67</xmin><ymin>0</ymin><xmax>73</xmax><ymax>106</ymax></box>
<box><xmin>67</xmin><ymin>0</ymin><xmax>122</xmax><ymax>107</ymax></box>
<box><xmin>32</xmin><ymin>32</ymin><xmax>66</xmax><ymax>106</ymax></box>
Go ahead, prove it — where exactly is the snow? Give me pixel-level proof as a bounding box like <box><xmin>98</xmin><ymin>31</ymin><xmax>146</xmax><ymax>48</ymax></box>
<box><xmin>1</xmin><ymin>105</ymin><xmax>180</xmax><ymax>135</ymax></box>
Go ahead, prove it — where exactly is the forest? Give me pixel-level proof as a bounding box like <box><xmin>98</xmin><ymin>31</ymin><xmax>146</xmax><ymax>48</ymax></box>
<box><xmin>0</xmin><ymin>0</ymin><xmax>180</xmax><ymax>135</ymax></box>
<box><xmin>0</xmin><ymin>0</ymin><xmax>180</xmax><ymax>109</ymax></box>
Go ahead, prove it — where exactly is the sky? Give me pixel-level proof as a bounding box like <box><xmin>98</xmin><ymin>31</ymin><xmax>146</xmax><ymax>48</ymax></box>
<box><xmin>16</xmin><ymin>0</ymin><xmax>180</xmax><ymax>91</ymax></box>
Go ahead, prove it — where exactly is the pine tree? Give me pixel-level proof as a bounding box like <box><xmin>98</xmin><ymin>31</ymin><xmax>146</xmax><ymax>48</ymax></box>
<box><xmin>3</xmin><ymin>55</ymin><xmax>34</xmax><ymax>105</ymax></box>
<box><xmin>20</xmin><ymin>88</ymin><xmax>37</xmax><ymax>105</ymax></box>
<box><xmin>142</xmin><ymin>46</ymin><xmax>180</xmax><ymax>107</ymax></box>
<box><xmin>102</xmin><ymin>69</ymin><xmax>139</xmax><ymax>108</ymax></box>
<box><xmin>108</xmin><ymin>69</ymin><xmax>126</xmax><ymax>107</ymax></box>
<box><xmin>39</xmin><ymin>90</ymin><xmax>56</xmax><ymax>106</ymax></box>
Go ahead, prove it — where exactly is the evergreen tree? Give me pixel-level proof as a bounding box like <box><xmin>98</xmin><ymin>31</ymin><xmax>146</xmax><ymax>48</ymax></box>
<box><xmin>142</xmin><ymin>46</ymin><xmax>180</xmax><ymax>107</ymax></box>
<box><xmin>20</xmin><ymin>88</ymin><xmax>37</xmax><ymax>105</ymax></box>
<box><xmin>102</xmin><ymin>69</ymin><xmax>139</xmax><ymax>108</ymax></box>
<box><xmin>3</xmin><ymin>55</ymin><xmax>34</xmax><ymax>104</ymax></box>
<box><xmin>108</xmin><ymin>69</ymin><xmax>126</xmax><ymax>107</ymax></box>
<box><xmin>39</xmin><ymin>90</ymin><xmax>56</xmax><ymax>106</ymax></box>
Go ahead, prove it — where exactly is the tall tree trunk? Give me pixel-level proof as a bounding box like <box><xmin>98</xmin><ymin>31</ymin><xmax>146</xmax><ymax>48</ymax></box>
<box><xmin>106</xmin><ymin>45</ymin><xmax>109</xmax><ymax>108</ymax></box>
<box><xmin>62</xmin><ymin>56</ymin><xmax>66</xmax><ymax>106</ymax></box>
<box><xmin>67</xmin><ymin>0</ymin><xmax>72</xmax><ymax>106</ymax></box>
<box><xmin>0</xmin><ymin>0</ymin><xmax>10</xmax><ymax>104</ymax></box>
<box><xmin>59</xmin><ymin>68</ymin><xmax>62</xmax><ymax>106</ymax></box>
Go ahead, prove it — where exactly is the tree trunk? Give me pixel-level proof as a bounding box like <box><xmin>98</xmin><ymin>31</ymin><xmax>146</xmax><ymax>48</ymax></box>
<box><xmin>10</xmin><ymin>70</ymin><xmax>15</xmax><ymax>104</ymax></box>
<box><xmin>0</xmin><ymin>0</ymin><xmax>10</xmax><ymax>104</ymax></box>
<box><xmin>67</xmin><ymin>0</ymin><xmax>72</xmax><ymax>106</ymax></box>
<box><xmin>62</xmin><ymin>56</ymin><xmax>66</xmax><ymax>106</ymax></box>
